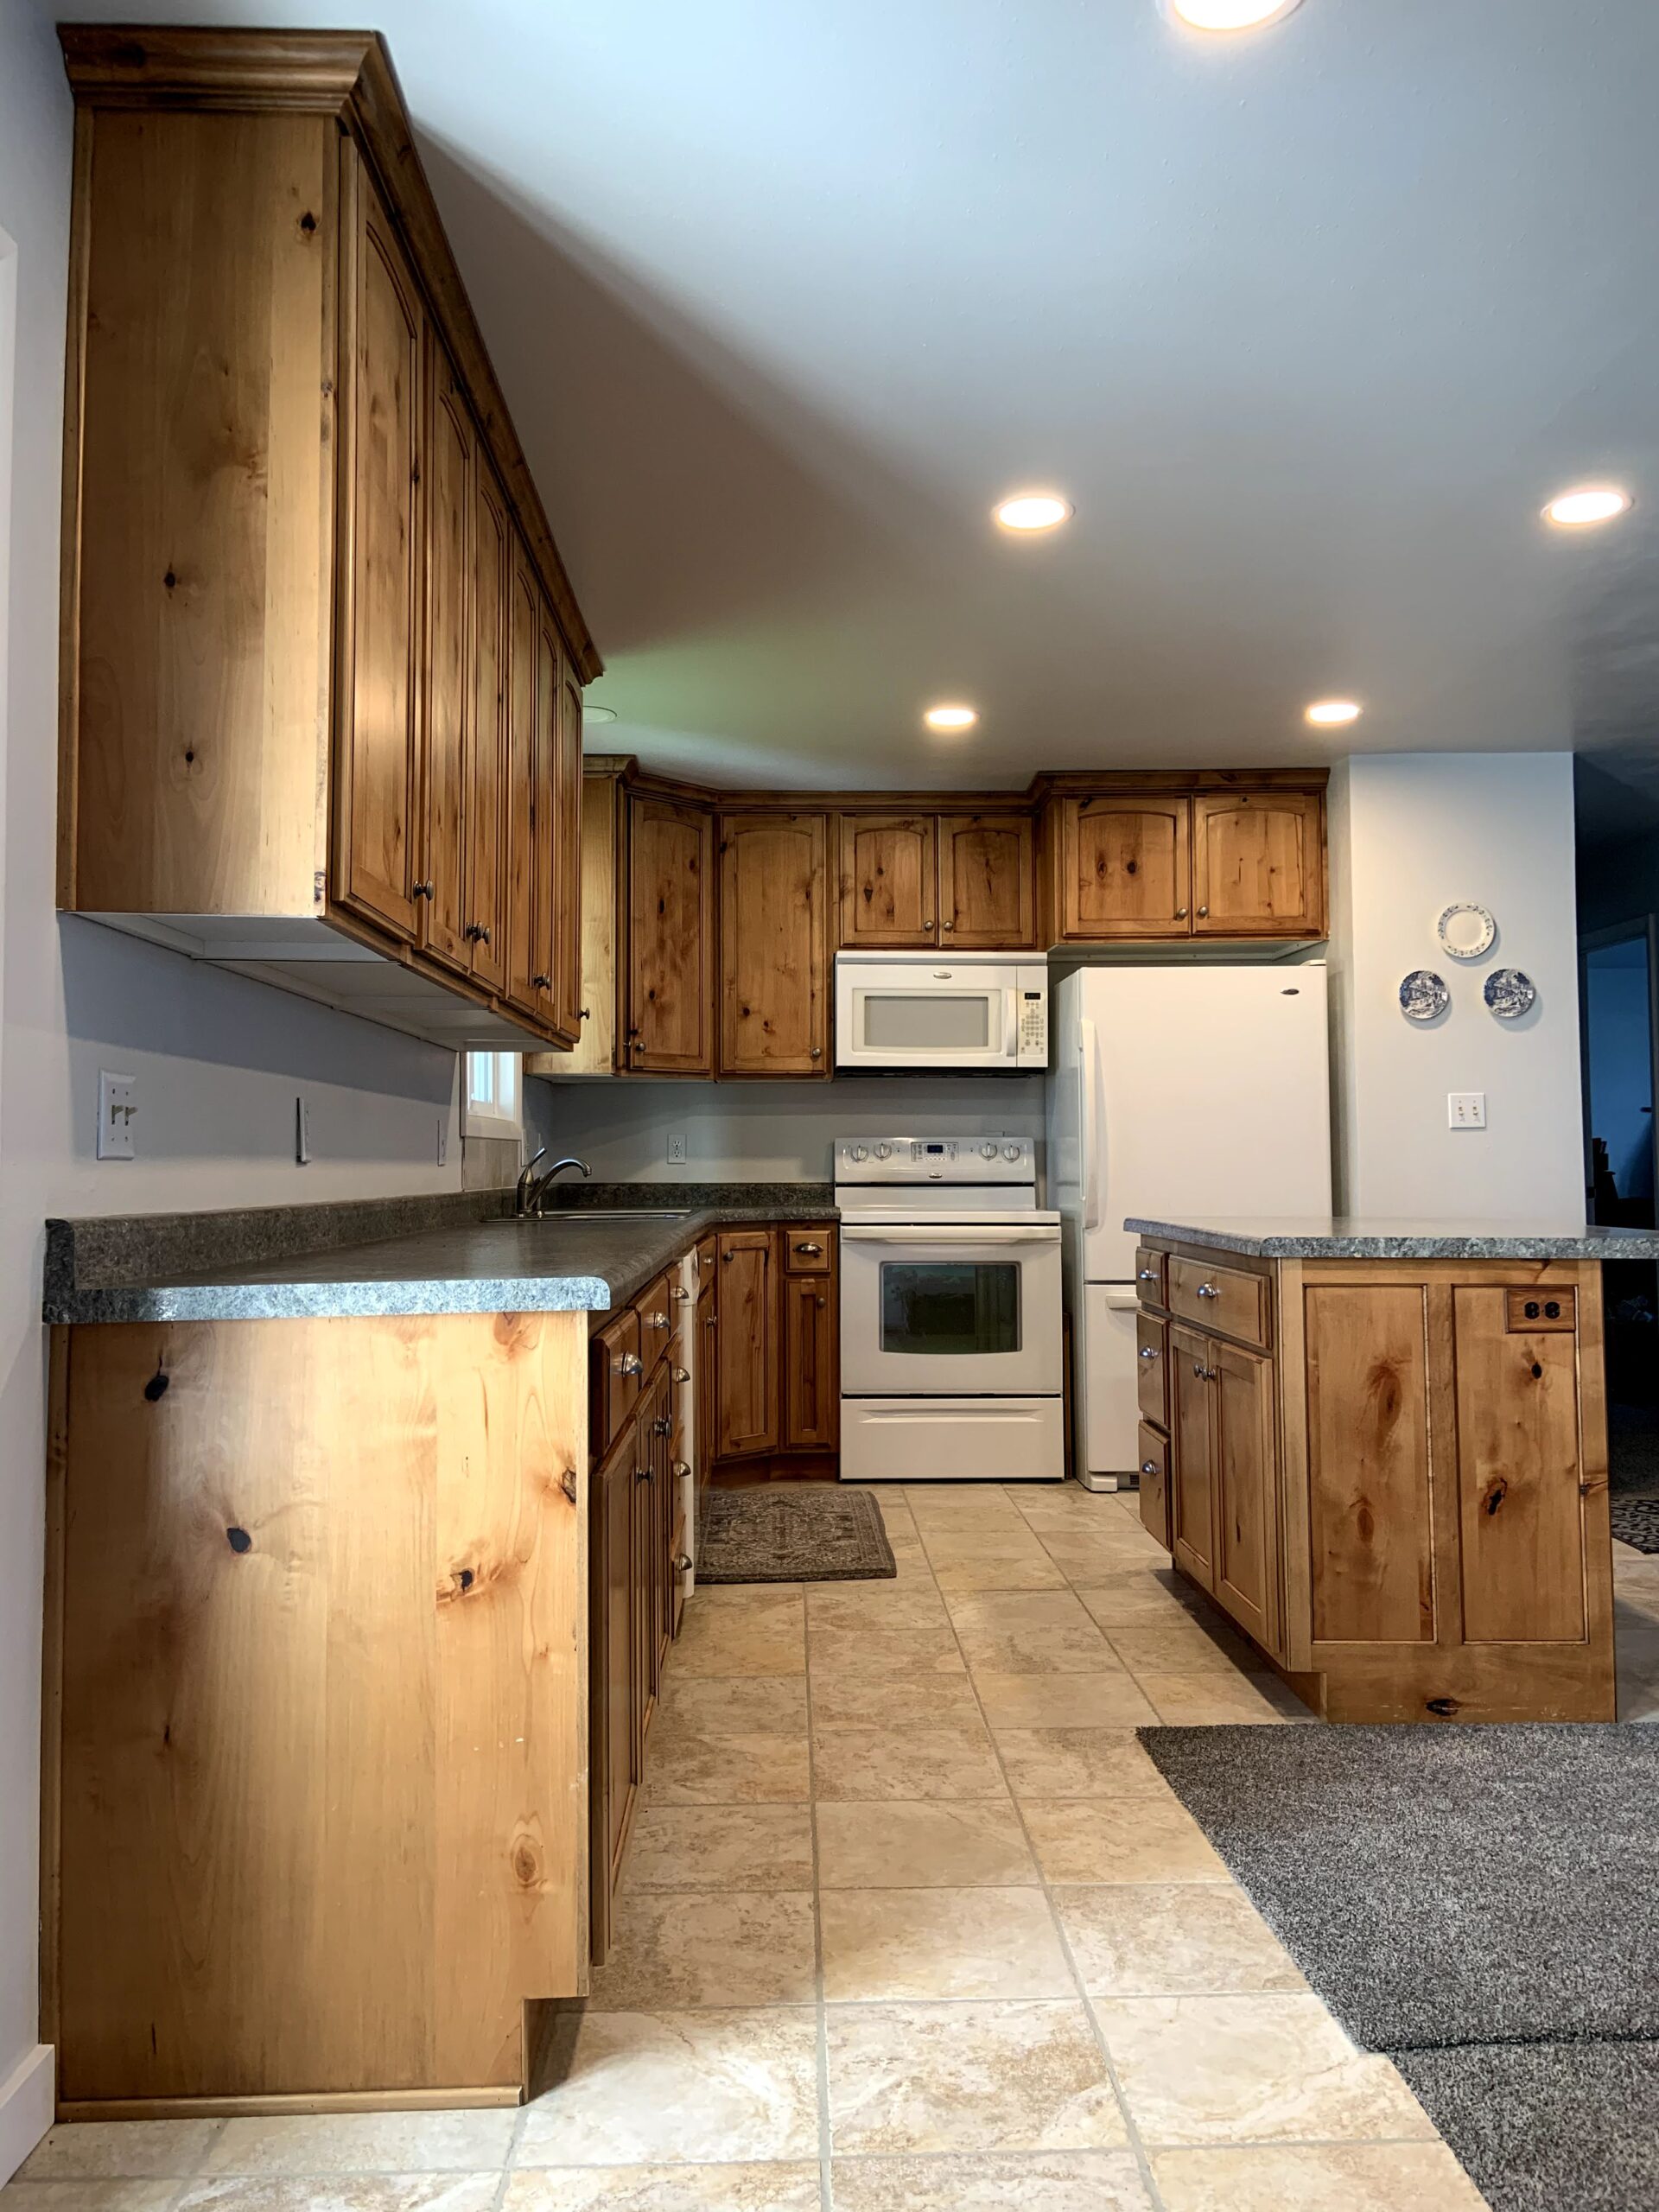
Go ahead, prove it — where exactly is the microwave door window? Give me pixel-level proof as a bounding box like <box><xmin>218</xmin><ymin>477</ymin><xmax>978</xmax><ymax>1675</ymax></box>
<box><xmin>861</xmin><ymin>993</ymin><xmax>992</xmax><ymax>1053</ymax></box>
<box><xmin>880</xmin><ymin>1261</ymin><xmax>1021</xmax><ymax>1357</ymax></box>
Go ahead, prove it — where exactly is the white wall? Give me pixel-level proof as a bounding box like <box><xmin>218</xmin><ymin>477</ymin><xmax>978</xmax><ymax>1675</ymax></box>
<box><xmin>526</xmin><ymin>1075</ymin><xmax>1046</xmax><ymax>1184</ymax></box>
<box><xmin>1325</xmin><ymin>752</ymin><xmax>1584</xmax><ymax>1221</ymax></box>
<box><xmin>0</xmin><ymin>10</ymin><xmax>466</xmax><ymax>2171</ymax></box>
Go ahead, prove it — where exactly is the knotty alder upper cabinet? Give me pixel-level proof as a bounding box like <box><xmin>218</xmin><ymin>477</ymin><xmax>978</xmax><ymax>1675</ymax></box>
<box><xmin>1046</xmin><ymin>781</ymin><xmax>1325</xmax><ymax>944</ymax></box>
<box><xmin>838</xmin><ymin>810</ymin><xmax>1037</xmax><ymax>950</ymax></box>
<box><xmin>55</xmin><ymin>28</ymin><xmax>600</xmax><ymax>1052</ymax></box>
<box><xmin>720</xmin><ymin>811</ymin><xmax>831</xmax><ymax>1076</ymax></box>
<box><xmin>626</xmin><ymin>794</ymin><xmax>715</xmax><ymax>1074</ymax></box>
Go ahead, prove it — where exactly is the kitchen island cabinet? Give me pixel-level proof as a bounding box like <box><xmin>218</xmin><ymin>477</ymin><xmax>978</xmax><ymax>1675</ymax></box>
<box><xmin>1127</xmin><ymin>1216</ymin><xmax>1659</xmax><ymax>1723</ymax></box>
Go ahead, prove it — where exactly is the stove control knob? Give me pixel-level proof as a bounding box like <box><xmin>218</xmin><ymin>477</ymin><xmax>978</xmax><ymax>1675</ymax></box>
<box><xmin>980</xmin><ymin>1141</ymin><xmax>998</xmax><ymax>1160</ymax></box>
<box><xmin>1003</xmin><ymin>1143</ymin><xmax>1022</xmax><ymax>1161</ymax></box>
<box><xmin>874</xmin><ymin>1141</ymin><xmax>893</xmax><ymax>1160</ymax></box>
<box><xmin>849</xmin><ymin>1143</ymin><xmax>868</xmax><ymax>1162</ymax></box>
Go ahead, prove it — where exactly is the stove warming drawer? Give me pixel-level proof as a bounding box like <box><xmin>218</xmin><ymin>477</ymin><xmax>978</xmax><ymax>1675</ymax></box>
<box><xmin>841</xmin><ymin>1395</ymin><xmax>1065</xmax><ymax>1483</ymax></box>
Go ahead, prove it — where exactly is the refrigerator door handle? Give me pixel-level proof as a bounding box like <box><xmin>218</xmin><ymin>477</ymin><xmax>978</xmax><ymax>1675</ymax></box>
<box><xmin>1079</xmin><ymin>1014</ymin><xmax>1103</xmax><ymax>1231</ymax></box>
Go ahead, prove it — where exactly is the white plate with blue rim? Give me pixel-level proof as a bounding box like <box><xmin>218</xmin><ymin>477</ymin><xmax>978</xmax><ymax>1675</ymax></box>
<box><xmin>1437</xmin><ymin>902</ymin><xmax>1496</xmax><ymax>960</ymax></box>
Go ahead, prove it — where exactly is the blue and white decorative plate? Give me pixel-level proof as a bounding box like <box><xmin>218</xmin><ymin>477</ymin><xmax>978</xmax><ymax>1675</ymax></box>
<box><xmin>1400</xmin><ymin>969</ymin><xmax>1450</xmax><ymax>1021</ymax></box>
<box><xmin>1484</xmin><ymin>967</ymin><xmax>1535</xmax><ymax>1019</ymax></box>
<box><xmin>1437</xmin><ymin>902</ymin><xmax>1497</xmax><ymax>960</ymax></box>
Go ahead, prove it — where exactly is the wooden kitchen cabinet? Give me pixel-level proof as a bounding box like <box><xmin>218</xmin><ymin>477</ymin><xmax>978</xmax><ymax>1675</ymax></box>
<box><xmin>838</xmin><ymin>810</ymin><xmax>1034</xmax><ymax>950</ymax></box>
<box><xmin>716</xmin><ymin>1230</ymin><xmax>779</xmax><ymax>1455</ymax></box>
<box><xmin>1192</xmin><ymin>790</ymin><xmax>1323</xmax><ymax>938</ymax></box>
<box><xmin>1138</xmin><ymin>1239</ymin><xmax>1615</xmax><ymax>1722</ymax></box>
<box><xmin>591</xmin><ymin>1416</ymin><xmax>638</xmax><ymax>1964</ymax></box>
<box><xmin>719</xmin><ymin>812</ymin><xmax>831</xmax><ymax>1077</ymax></box>
<box><xmin>57</xmin><ymin>29</ymin><xmax>598</xmax><ymax>1052</ymax></box>
<box><xmin>627</xmin><ymin>794</ymin><xmax>715</xmax><ymax>1074</ymax></box>
<box><xmin>782</xmin><ymin>1274</ymin><xmax>838</xmax><ymax>1451</ymax></box>
<box><xmin>339</xmin><ymin>166</ymin><xmax>426</xmax><ymax>947</ymax></box>
<box><xmin>1055</xmin><ymin>796</ymin><xmax>1191</xmax><ymax>940</ymax></box>
<box><xmin>840</xmin><ymin>814</ymin><xmax>936</xmax><ymax>945</ymax></box>
<box><xmin>938</xmin><ymin>813</ymin><xmax>1037</xmax><ymax>946</ymax></box>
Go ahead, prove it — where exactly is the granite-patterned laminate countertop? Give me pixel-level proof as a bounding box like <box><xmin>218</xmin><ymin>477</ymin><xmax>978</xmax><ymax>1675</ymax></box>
<box><xmin>1124</xmin><ymin>1214</ymin><xmax>1659</xmax><ymax>1260</ymax></box>
<box><xmin>45</xmin><ymin>1185</ymin><xmax>836</xmax><ymax>1324</ymax></box>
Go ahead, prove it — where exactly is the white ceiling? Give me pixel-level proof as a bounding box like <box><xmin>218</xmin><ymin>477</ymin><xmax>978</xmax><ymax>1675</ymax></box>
<box><xmin>40</xmin><ymin>0</ymin><xmax>1659</xmax><ymax>793</ymax></box>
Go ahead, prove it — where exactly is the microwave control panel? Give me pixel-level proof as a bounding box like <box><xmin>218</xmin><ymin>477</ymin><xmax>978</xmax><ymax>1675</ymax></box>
<box><xmin>1016</xmin><ymin>989</ymin><xmax>1047</xmax><ymax>1065</ymax></box>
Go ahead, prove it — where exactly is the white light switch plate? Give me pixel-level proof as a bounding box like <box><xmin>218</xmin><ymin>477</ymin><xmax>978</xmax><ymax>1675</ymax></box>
<box><xmin>1448</xmin><ymin>1091</ymin><xmax>1487</xmax><ymax>1129</ymax></box>
<box><xmin>98</xmin><ymin>1070</ymin><xmax>137</xmax><ymax>1160</ymax></box>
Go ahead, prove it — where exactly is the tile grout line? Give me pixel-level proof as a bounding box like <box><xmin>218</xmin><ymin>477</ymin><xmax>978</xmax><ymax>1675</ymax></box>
<box><xmin>922</xmin><ymin>1482</ymin><xmax>1173</xmax><ymax>2212</ymax></box>
<box><xmin>799</xmin><ymin>1587</ymin><xmax>836</xmax><ymax>2212</ymax></box>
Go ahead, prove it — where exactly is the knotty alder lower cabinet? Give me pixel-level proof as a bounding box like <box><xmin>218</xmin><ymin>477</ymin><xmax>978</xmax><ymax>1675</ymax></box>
<box><xmin>44</xmin><ymin>1312</ymin><xmax>591</xmax><ymax>2114</ymax></box>
<box><xmin>56</xmin><ymin>29</ymin><xmax>598</xmax><ymax>1052</ymax></box>
<box><xmin>710</xmin><ymin>1225</ymin><xmax>841</xmax><ymax>1474</ymax></box>
<box><xmin>1134</xmin><ymin>1235</ymin><xmax>1616</xmax><ymax>1722</ymax></box>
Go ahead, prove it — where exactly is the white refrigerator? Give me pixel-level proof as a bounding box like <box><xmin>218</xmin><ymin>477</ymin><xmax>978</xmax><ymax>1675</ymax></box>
<box><xmin>1047</xmin><ymin>964</ymin><xmax>1332</xmax><ymax>1488</ymax></box>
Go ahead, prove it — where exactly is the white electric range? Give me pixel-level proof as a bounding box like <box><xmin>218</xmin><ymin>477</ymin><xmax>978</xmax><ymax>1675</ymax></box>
<box><xmin>835</xmin><ymin>1135</ymin><xmax>1064</xmax><ymax>1483</ymax></box>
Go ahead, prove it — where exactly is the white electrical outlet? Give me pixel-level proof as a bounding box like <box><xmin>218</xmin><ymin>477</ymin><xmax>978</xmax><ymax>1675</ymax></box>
<box><xmin>98</xmin><ymin>1071</ymin><xmax>137</xmax><ymax>1160</ymax></box>
<box><xmin>666</xmin><ymin>1133</ymin><xmax>687</xmax><ymax>1165</ymax></box>
<box><xmin>437</xmin><ymin>1116</ymin><xmax>448</xmax><ymax>1168</ymax></box>
<box><xmin>296</xmin><ymin>1095</ymin><xmax>312</xmax><ymax>1165</ymax></box>
<box><xmin>1448</xmin><ymin>1091</ymin><xmax>1487</xmax><ymax>1129</ymax></box>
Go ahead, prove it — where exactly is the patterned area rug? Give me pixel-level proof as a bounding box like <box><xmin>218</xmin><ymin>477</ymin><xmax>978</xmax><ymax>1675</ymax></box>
<box><xmin>697</xmin><ymin>1487</ymin><xmax>896</xmax><ymax>1584</ymax></box>
<box><xmin>1611</xmin><ymin>1497</ymin><xmax>1659</xmax><ymax>1555</ymax></box>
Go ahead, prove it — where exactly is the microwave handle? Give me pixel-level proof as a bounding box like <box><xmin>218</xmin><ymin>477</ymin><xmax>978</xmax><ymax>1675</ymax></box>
<box><xmin>1080</xmin><ymin>1014</ymin><xmax>1103</xmax><ymax>1232</ymax></box>
<box><xmin>1003</xmin><ymin>988</ymin><xmax>1018</xmax><ymax>1061</ymax></box>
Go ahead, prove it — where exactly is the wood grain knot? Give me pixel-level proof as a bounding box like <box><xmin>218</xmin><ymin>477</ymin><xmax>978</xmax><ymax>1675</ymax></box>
<box><xmin>512</xmin><ymin>1840</ymin><xmax>543</xmax><ymax>1887</ymax></box>
<box><xmin>1426</xmin><ymin>1696</ymin><xmax>1460</xmax><ymax>1716</ymax></box>
<box><xmin>143</xmin><ymin>1369</ymin><xmax>169</xmax><ymax>1402</ymax></box>
<box><xmin>226</xmin><ymin>1525</ymin><xmax>252</xmax><ymax>1554</ymax></box>
<box><xmin>298</xmin><ymin>210</ymin><xmax>317</xmax><ymax>235</ymax></box>
<box><xmin>1483</xmin><ymin>1478</ymin><xmax>1508</xmax><ymax>1518</ymax></box>
<box><xmin>457</xmin><ymin>1567</ymin><xmax>475</xmax><ymax>1591</ymax></box>
<box><xmin>162</xmin><ymin>570</ymin><xmax>177</xmax><ymax>591</ymax></box>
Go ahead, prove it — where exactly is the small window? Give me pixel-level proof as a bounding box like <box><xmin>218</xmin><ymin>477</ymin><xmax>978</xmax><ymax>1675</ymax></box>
<box><xmin>464</xmin><ymin>1052</ymin><xmax>522</xmax><ymax>1139</ymax></box>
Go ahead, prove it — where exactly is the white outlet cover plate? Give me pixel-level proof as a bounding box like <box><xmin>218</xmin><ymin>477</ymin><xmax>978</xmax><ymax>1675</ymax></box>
<box><xmin>98</xmin><ymin>1070</ymin><xmax>137</xmax><ymax>1160</ymax></box>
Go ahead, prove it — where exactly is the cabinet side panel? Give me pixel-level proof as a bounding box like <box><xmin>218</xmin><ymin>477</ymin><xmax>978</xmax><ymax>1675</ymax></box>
<box><xmin>1455</xmin><ymin>1287</ymin><xmax>1586</xmax><ymax>1643</ymax></box>
<box><xmin>58</xmin><ymin>1320</ymin><xmax>439</xmax><ymax>2102</ymax></box>
<box><xmin>73</xmin><ymin>112</ymin><xmax>334</xmax><ymax>915</ymax></box>
<box><xmin>1306</xmin><ymin>1284</ymin><xmax>1435</xmax><ymax>1643</ymax></box>
<box><xmin>432</xmin><ymin>1311</ymin><xmax>588</xmax><ymax>2083</ymax></box>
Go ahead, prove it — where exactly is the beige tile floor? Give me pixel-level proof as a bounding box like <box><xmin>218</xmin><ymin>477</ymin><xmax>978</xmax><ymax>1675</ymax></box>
<box><xmin>21</xmin><ymin>1480</ymin><xmax>1658</xmax><ymax>2209</ymax></box>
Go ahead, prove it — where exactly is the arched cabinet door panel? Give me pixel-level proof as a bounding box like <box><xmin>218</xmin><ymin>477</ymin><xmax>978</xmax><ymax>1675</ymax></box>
<box><xmin>1192</xmin><ymin>791</ymin><xmax>1323</xmax><ymax>937</ymax></box>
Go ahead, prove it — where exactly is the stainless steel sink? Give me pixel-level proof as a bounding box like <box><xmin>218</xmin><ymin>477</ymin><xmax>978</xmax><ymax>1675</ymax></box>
<box><xmin>540</xmin><ymin>1209</ymin><xmax>693</xmax><ymax>1223</ymax></box>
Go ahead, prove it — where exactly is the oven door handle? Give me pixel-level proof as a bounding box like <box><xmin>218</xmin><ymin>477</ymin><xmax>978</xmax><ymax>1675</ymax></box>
<box><xmin>841</xmin><ymin>1225</ymin><xmax>1061</xmax><ymax>1244</ymax></box>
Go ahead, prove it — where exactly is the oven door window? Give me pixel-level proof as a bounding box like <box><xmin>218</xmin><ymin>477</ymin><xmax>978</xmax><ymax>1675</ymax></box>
<box><xmin>860</xmin><ymin>993</ymin><xmax>993</xmax><ymax>1053</ymax></box>
<box><xmin>880</xmin><ymin>1261</ymin><xmax>1021</xmax><ymax>1357</ymax></box>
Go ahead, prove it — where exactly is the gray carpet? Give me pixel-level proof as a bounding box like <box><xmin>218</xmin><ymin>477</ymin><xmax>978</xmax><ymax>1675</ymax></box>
<box><xmin>1394</xmin><ymin>2044</ymin><xmax>1659</xmax><ymax>2212</ymax></box>
<box><xmin>697</xmin><ymin>1486</ymin><xmax>896</xmax><ymax>1583</ymax></box>
<box><xmin>1139</xmin><ymin>1725</ymin><xmax>1659</xmax><ymax>2047</ymax></box>
<box><xmin>1611</xmin><ymin>1497</ymin><xmax>1659</xmax><ymax>1554</ymax></box>
<box><xmin>1141</xmin><ymin>1725</ymin><xmax>1659</xmax><ymax>2212</ymax></box>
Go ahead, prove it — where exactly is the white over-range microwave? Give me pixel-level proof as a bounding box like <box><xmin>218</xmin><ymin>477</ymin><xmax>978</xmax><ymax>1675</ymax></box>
<box><xmin>834</xmin><ymin>952</ymin><xmax>1049</xmax><ymax>1072</ymax></box>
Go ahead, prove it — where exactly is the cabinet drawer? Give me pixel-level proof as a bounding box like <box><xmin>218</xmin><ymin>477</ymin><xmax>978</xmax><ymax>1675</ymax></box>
<box><xmin>1134</xmin><ymin>1247</ymin><xmax>1166</xmax><ymax>1307</ymax></box>
<box><xmin>591</xmin><ymin>1309</ymin><xmax>643</xmax><ymax>1453</ymax></box>
<box><xmin>1137</xmin><ymin>1421</ymin><xmax>1171</xmax><ymax>1550</ymax></box>
<box><xmin>1135</xmin><ymin>1313</ymin><xmax>1168</xmax><ymax>1426</ymax></box>
<box><xmin>1168</xmin><ymin>1255</ymin><xmax>1268</xmax><ymax>1350</ymax></box>
<box><xmin>632</xmin><ymin>1273</ymin><xmax>676</xmax><ymax>1369</ymax></box>
<box><xmin>784</xmin><ymin>1225</ymin><xmax>834</xmax><ymax>1274</ymax></box>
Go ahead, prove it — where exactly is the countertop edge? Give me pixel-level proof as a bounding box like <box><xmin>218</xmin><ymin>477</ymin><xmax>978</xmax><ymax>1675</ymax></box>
<box><xmin>1124</xmin><ymin>1216</ymin><xmax>1659</xmax><ymax>1260</ymax></box>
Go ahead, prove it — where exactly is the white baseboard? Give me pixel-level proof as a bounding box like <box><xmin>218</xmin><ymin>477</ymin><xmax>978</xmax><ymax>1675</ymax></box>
<box><xmin>0</xmin><ymin>2044</ymin><xmax>54</xmax><ymax>2185</ymax></box>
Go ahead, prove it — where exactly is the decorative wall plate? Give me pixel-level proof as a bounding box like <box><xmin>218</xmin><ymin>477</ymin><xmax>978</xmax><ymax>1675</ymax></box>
<box><xmin>1437</xmin><ymin>902</ymin><xmax>1497</xmax><ymax>960</ymax></box>
<box><xmin>1484</xmin><ymin>967</ymin><xmax>1535</xmax><ymax>1019</ymax></box>
<box><xmin>1400</xmin><ymin>969</ymin><xmax>1450</xmax><ymax>1022</ymax></box>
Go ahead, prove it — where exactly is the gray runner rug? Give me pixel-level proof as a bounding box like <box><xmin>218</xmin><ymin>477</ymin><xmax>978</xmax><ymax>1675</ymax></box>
<box><xmin>697</xmin><ymin>1486</ymin><xmax>896</xmax><ymax>1584</ymax></box>
<box><xmin>1140</xmin><ymin>1724</ymin><xmax>1659</xmax><ymax>2212</ymax></box>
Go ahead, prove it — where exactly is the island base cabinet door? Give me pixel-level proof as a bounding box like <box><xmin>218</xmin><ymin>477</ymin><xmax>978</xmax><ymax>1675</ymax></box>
<box><xmin>1211</xmin><ymin>1342</ymin><xmax>1277</xmax><ymax>1651</ymax></box>
<box><xmin>783</xmin><ymin>1274</ymin><xmax>838</xmax><ymax>1452</ymax></box>
<box><xmin>716</xmin><ymin>1230</ymin><xmax>778</xmax><ymax>1457</ymax></box>
<box><xmin>1169</xmin><ymin>1324</ymin><xmax>1216</xmax><ymax>1590</ymax></box>
<box><xmin>1453</xmin><ymin>1287</ymin><xmax>1589</xmax><ymax>1645</ymax></box>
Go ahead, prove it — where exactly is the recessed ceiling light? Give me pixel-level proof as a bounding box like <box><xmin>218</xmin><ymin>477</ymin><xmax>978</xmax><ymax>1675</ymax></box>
<box><xmin>584</xmin><ymin>703</ymin><xmax>619</xmax><ymax>724</ymax></box>
<box><xmin>1164</xmin><ymin>0</ymin><xmax>1303</xmax><ymax>30</ymax></box>
<box><xmin>1305</xmin><ymin>699</ymin><xmax>1361</xmax><ymax>728</ymax></box>
<box><xmin>924</xmin><ymin>703</ymin><xmax>978</xmax><ymax>733</ymax></box>
<box><xmin>1541</xmin><ymin>485</ymin><xmax>1632</xmax><ymax>530</ymax></box>
<box><xmin>994</xmin><ymin>492</ymin><xmax>1073</xmax><ymax>533</ymax></box>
